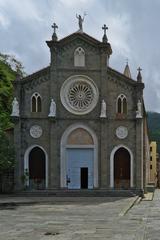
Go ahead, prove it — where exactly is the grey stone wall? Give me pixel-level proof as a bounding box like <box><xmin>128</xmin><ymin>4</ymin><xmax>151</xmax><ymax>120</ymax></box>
<box><xmin>13</xmin><ymin>33</ymin><xmax>145</xmax><ymax>191</ymax></box>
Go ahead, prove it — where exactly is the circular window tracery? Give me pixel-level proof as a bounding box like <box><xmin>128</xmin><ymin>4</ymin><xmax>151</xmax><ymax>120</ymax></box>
<box><xmin>60</xmin><ymin>75</ymin><xmax>99</xmax><ymax>115</ymax></box>
<box><xmin>68</xmin><ymin>82</ymin><xmax>93</xmax><ymax>110</ymax></box>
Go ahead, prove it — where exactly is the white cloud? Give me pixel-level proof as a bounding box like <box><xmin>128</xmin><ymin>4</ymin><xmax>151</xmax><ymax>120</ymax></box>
<box><xmin>0</xmin><ymin>12</ymin><xmax>10</xmax><ymax>28</ymax></box>
<box><xmin>59</xmin><ymin>0</ymin><xmax>95</xmax><ymax>8</ymax></box>
<box><xmin>109</xmin><ymin>14</ymin><xmax>131</xmax><ymax>56</ymax></box>
<box><xmin>0</xmin><ymin>0</ymin><xmax>43</xmax><ymax>22</ymax></box>
<box><xmin>0</xmin><ymin>0</ymin><xmax>159</xmax><ymax>112</ymax></box>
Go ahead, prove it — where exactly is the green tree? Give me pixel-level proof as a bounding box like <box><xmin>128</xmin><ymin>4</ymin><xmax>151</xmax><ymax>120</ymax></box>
<box><xmin>0</xmin><ymin>60</ymin><xmax>16</xmax><ymax>129</ymax></box>
<box><xmin>0</xmin><ymin>130</ymin><xmax>15</xmax><ymax>191</ymax></box>
<box><xmin>0</xmin><ymin>130</ymin><xmax>15</xmax><ymax>172</ymax></box>
<box><xmin>0</xmin><ymin>53</ymin><xmax>26</xmax><ymax>130</ymax></box>
<box><xmin>0</xmin><ymin>53</ymin><xmax>26</xmax><ymax>191</ymax></box>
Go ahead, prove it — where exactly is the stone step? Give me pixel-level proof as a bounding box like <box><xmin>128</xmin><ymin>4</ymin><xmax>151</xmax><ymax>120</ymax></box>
<box><xmin>146</xmin><ymin>184</ymin><xmax>155</xmax><ymax>193</ymax></box>
<box><xmin>13</xmin><ymin>189</ymin><xmax>139</xmax><ymax>197</ymax></box>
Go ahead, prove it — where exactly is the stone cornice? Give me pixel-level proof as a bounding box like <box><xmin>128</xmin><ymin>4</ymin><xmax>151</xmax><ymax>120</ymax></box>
<box><xmin>46</xmin><ymin>31</ymin><xmax>112</xmax><ymax>54</ymax></box>
<box><xmin>108</xmin><ymin>67</ymin><xmax>145</xmax><ymax>89</ymax></box>
<box><xmin>14</xmin><ymin>66</ymin><xmax>50</xmax><ymax>90</ymax></box>
<box><xmin>56</xmin><ymin>67</ymin><xmax>101</xmax><ymax>72</ymax></box>
<box><xmin>14</xmin><ymin>66</ymin><xmax>50</xmax><ymax>85</ymax></box>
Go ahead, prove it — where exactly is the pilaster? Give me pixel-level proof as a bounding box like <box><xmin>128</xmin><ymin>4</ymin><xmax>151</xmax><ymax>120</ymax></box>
<box><xmin>13</xmin><ymin>81</ymin><xmax>22</xmax><ymax>190</ymax></box>
<box><xmin>49</xmin><ymin>44</ymin><xmax>59</xmax><ymax>188</ymax></box>
<box><xmin>99</xmin><ymin>49</ymin><xmax>108</xmax><ymax>188</ymax></box>
<box><xmin>136</xmin><ymin>118</ymin><xmax>143</xmax><ymax>189</ymax></box>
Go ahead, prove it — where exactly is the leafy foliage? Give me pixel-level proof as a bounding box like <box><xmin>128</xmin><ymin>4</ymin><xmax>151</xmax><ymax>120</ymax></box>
<box><xmin>147</xmin><ymin>111</ymin><xmax>160</xmax><ymax>154</ymax></box>
<box><xmin>0</xmin><ymin>59</ymin><xmax>16</xmax><ymax>129</ymax></box>
<box><xmin>0</xmin><ymin>53</ymin><xmax>26</xmax><ymax>130</ymax></box>
<box><xmin>0</xmin><ymin>53</ymin><xmax>26</xmax><ymax>77</ymax></box>
<box><xmin>0</xmin><ymin>53</ymin><xmax>26</xmax><ymax>179</ymax></box>
<box><xmin>0</xmin><ymin>130</ymin><xmax>15</xmax><ymax>174</ymax></box>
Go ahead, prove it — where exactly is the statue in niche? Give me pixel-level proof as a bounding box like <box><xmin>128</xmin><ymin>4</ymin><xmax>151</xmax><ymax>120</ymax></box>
<box><xmin>136</xmin><ymin>99</ymin><xmax>142</xmax><ymax>118</ymax></box>
<box><xmin>100</xmin><ymin>99</ymin><xmax>107</xmax><ymax>118</ymax></box>
<box><xmin>48</xmin><ymin>98</ymin><xmax>56</xmax><ymax>117</ymax></box>
<box><xmin>11</xmin><ymin>97</ymin><xmax>19</xmax><ymax>117</ymax></box>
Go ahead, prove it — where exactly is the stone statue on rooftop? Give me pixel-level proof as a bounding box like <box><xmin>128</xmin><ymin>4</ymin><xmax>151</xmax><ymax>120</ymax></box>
<box><xmin>76</xmin><ymin>13</ymin><xmax>86</xmax><ymax>32</ymax></box>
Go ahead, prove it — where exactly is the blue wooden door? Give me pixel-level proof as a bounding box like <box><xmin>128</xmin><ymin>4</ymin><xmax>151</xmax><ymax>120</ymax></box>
<box><xmin>66</xmin><ymin>148</ymin><xmax>94</xmax><ymax>189</ymax></box>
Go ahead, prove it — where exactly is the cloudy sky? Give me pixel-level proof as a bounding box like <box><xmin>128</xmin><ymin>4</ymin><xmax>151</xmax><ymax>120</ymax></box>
<box><xmin>0</xmin><ymin>0</ymin><xmax>160</xmax><ymax>112</ymax></box>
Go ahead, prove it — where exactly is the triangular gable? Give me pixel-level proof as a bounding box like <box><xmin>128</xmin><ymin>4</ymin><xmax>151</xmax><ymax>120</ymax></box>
<box><xmin>46</xmin><ymin>31</ymin><xmax>112</xmax><ymax>52</ymax></box>
<box><xmin>108</xmin><ymin>67</ymin><xmax>144</xmax><ymax>88</ymax></box>
<box><xmin>59</xmin><ymin>31</ymin><xmax>101</xmax><ymax>46</ymax></box>
<box><xmin>16</xmin><ymin>66</ymin><xmax>50</xmax><ymax>84</ymax></box>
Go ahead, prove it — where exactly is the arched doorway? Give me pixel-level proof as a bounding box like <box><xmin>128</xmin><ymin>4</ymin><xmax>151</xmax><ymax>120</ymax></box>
<box><xmin>24</xmin><ymin>145</ymin><xmax>48</xmax><ymax>189</ymax></box>
<box><xmin>29</xmin><ymin>147</ymin><xmax>45</xmax><ymax>189</ymax></box>
<box><xmin>114</xmin><ymin>147</ymin><xmax>130</xmax><ymax>189</ymax></box>
<box><xmin>61</xmin><ymin>124</ymin><xmax>98</xmax><ymax>189</ymax></box>
<box><xmin>110</xmin><ymin>145</ymin><xmax>133</xmax><ymax>188</ymax></box>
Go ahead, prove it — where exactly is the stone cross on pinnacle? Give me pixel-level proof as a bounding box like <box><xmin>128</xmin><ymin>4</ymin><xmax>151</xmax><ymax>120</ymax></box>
<box><xmin>52</xmin><ymin>22</ymin><xmax>58</xmax><ymax>41</ymax></box>
<box><xmin>137</xmin><ymin>67</ymin><xmax>142</xmax><ymax>72</ymax></box>
<box><xmin>102</xmin><ymin>24</ymin><xmax>108</xmax><ymax>43</ymax></box>
<box><xmin>126</xmin><ymin>58</ymin><xmax>129</xmax><ymax>65</ymax></box>
<box><xmin>102</xmin><ymin>24</ymin><xmax>108</xmax><ymax>35</ymax></box>
<box><xmin>137</xmin><ymin>67</ymin><xmax>142</xmax><ymax>82</ymax></box>
<box><xmin>52</xmin><ymin>23</ymin><xmax>58</xmax><ymax>33</ymax></box>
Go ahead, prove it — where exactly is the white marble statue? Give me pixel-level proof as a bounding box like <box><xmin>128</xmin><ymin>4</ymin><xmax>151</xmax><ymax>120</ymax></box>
<box><xmin>76</xmin><ymin>13</ymin><xmax>86</xmax><ymax>32</ymax></box>
<box><xmin>48</xmin><ymin>98</ymin><xmax>56</xmax><ymax>117</ymax></box>
<box><xmin>100</xmin><ymin>99</ymin><xmax>107</xmax><ymax>118</ymax></box>
<box><xmin>11</xmin><ymin>97</ymin><xmax>19</xmax><ymax>117</ymax></box>
<box><xmin>136</xmin><ymin>99</ymin><xmax>142</xmax><ymax>118</ymax></box>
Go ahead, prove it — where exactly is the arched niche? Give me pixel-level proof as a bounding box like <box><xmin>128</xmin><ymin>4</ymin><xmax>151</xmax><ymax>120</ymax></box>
<box><xmin>60</xmin><ymin>123</ymin><xmax>98</xmax><ymax>189</ymax></box>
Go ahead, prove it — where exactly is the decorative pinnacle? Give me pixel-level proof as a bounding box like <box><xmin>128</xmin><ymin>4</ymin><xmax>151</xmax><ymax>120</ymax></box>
<box><xmin>126</xmin><ymin>58</ymin><xmax>129</xmax><ymax>65</ymax></box>
<box><xmin>137</xmin><ymin>67</ymin><xmax>142</xmax><ymax>83</ymax></box>
<box><xmin>51</xmin><ymin>22</ymin><xmax>58</xmax><ymax>41</ymax></box>
<box><xmin>124</xmin><ymin>60</ymin><xmax>131</xmax><ymax>79</ymax></box>
<box><xmin>102</xmin><ymin>24</ymin><xmax>108</xmax><ymax>43</ymax></box>
<box><xmin>137</xmin><ymin>67</ymin><xmax>142</xmax><ymax>72</ymax></box>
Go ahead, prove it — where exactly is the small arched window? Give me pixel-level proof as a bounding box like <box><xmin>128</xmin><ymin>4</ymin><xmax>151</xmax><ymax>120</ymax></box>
<box><xmin>117</xmin><ymin>94</ymin><xmax>127</xmax><ymax>114</ymax></box>
<box><xmin>31</xmin><ymin>92</ymin><xmax>42</xmax><ymax>112</ymax></box>
<box><xmin>74</xmin><ymin>47</ymin><xmax>85</xmax><ymax>67</ymax></box>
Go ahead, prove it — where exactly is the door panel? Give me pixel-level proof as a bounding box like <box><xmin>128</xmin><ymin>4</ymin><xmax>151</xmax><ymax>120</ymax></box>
<box><xmin>81</xmin><ymin>168</ymin><xmax>88</xmax><ymax>189</ymax></box>
<box><xmin>67</xmin><ymin>148</ymin><xmax>93</xmax><ymax>189</ymax></box>
<box><xmin>114</xmin><ymin>148</ymin><xmax>130</xmax><ymax>189</ymax></box>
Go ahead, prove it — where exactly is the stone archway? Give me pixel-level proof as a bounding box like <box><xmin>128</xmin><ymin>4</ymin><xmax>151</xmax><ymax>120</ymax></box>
<box><xmin>60</xmin><ymin>123</ymin><xmax>98</xmax><ymax>189</ymax></box>
<box><xmin>110</xmin><ymin>145</ymin><xmax>133</xmax><ymax>188</ymax></box>
<box><xmin>29</xmin><ymin>147</ymin><xmax>45</xmax><ymax>189</ymax></box>
<box><xmin>114</xmin><ymin>147</ymin><xmax>130</xmax><ymax>189</ymax></box>
<box><xmin>24</xmin><ymin>145</ymin><xmax>48</xmax><ymax>189</ymax></box>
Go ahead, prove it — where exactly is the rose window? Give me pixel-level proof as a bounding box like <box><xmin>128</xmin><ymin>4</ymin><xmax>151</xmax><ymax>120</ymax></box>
<box><xmin>68</xmin><ymin>82</ymin><xmax>93</xmax><ymax>110</ymax></box>
<box><xmin>60</xmin><ymin>75</ymin><xmax>99</xmax><ymax>115</ymax></box>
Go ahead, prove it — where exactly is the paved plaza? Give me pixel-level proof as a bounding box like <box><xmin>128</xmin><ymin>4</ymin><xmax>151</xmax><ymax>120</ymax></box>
<box><xmin>0</xmin><ymin>190</ymin><xmax>160</xmax><ymax>240</ymax></box>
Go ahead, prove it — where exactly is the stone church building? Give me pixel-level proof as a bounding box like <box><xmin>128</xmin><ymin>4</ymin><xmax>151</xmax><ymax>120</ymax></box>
<box><xmin>12</xmin><ymin>19</ymin><xmax>150</xmax><ymax>195</ymax></box>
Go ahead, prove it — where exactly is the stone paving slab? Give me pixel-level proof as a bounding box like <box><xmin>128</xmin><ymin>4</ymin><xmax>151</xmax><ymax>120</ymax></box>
<box><xmin>1</xmin><ymin>191</ymin><xmax>160</xmax><ymax>239</ymax></box>
<box><xmin>0</xmin><ymin>195</ymin><xmax>137</xmax><ymax>206</ymax></box>
<box><xmin>0</xmin><ymin>196</ymin><xmax>138</xmax><ymax>240</ymax></box>
<box><xmin>143</xmin><ymin>192</ymin><xmax>154</xmax><ymax>201</ymax></box>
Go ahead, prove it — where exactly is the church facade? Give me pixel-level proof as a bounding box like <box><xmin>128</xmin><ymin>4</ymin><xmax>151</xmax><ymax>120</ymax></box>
<box><xmin>12</xmin><ymin>20</ymin><xmax>150</xmax><ymax>195</ymax></box>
